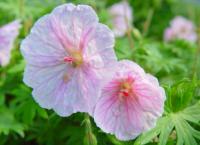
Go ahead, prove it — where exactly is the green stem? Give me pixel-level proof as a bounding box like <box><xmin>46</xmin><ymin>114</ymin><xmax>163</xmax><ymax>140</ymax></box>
<box><xmin>124</xmin><ymin>0</ymin><xmax>134</xmax><ymax>50</ymax></box>
<box><xmin>142</xmin><ymin>8</ymin><xmax>154</xmax><ymax>37</ymax></box>
<box><xmin>84</xmin><ymin>114</ymin><xmax>92</xmax><ymax>133</ymax></box>
<box><xmin>19</xmin><ymin>0</ymin><xmax>25</xmax><ymax>19</ymax></box>
<box><xmin>126</xmin><ymin>27</ymin><xmax>134</xmax><ymax>50</ymax></box>
<box><xmin>192</xmin><ymin>28</ymin><xmax>200</xmax><ymax>78</ymax></box>
<box><xmin>83</xmin><ymin>114</ymin><xmax>97</xmax><ymax>145</ymax></box>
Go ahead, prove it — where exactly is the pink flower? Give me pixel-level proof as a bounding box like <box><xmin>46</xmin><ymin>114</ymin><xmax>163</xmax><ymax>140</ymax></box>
<box><xmin>109</xmin><ymin>1</ymin><xmax>133</xmax><ymax>37</ymax></box>
<box><xmin>0</xmin><ymin>20</ymin><xmax>21</xmax><ymax>66</ymax></box>
<box><xmin>94</xmin><ymin>60</ymin><xmax>166</xmax><ymax>141</ymax></box>
<box><xmin>20</xmin><ymin>4</ymin><xmax>117</xmax><ymax>116</ymax></box>
<box><xmin>164</xmin><ymin>16</ymin><xmax>197</xmax><ymax>42</ymax></box>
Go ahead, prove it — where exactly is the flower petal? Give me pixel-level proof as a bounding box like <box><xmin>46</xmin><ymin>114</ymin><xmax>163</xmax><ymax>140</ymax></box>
<box><xmin>94</xmin><ymin>85</ymin><xmax>144</xmax><ymax>140</ymax></box>
<box><xmin>94</xmin><ymin>60</ymin><xmax>165</xmax><ymax>141</ymax></box>
<box><xmin>0</xmin><ymin>20</ymin><xmax>21</xmax><ymax>66</ymax></box>
<box><xmin>21</xmin><ymin>15</ymin><xmax>68</xmax><ymax>67</ymax></box>
<box><xmin>29</xmin><ymin>64</ymin><xmax>67</xmax><ymax>108</ymax></box>
<box><xmin>21</xmin><ymin>3</ymin><xmax>117</xmax><ymax>117</ymax></box>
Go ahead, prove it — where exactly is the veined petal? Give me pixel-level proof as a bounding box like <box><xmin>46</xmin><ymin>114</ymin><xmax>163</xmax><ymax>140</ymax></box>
<box><xmin>21</xmin><ymin>3</ymin><xmax>117</xmax><ymax>117</ymax></box>
<box><xmin>30</xmin><ymin>64</ymin><xmax>67</xmax><ymax>108</ymax></box>
<box><xmin>91</xmin><ymin>24</ymin><xmax>116</xmax><ymax>66</ymax></box>
<box><xmin>21</xmin><ymin>15</ymin><xmax>68</xmax><ymax>67</ymax></box>
<box><xmin>94</xmin><ymin>60</ymin><xmax>165</xmax><ymax>141</ymax></box>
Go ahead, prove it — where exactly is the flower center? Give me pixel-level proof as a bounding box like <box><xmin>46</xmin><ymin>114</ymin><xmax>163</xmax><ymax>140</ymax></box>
<box><xmin>180</xmin><ymin>27</ymin><xmax>187</xmax><ymax>33</ymax></box>
<box><xmin>64</xmin><ymin>50</ymin><xmax>83</xmax><ymax>68</ymax></box>
<box><xmin>118</xmin><ymin>78</ymin><xmax>134</xmax><ymax>99</ymax></box>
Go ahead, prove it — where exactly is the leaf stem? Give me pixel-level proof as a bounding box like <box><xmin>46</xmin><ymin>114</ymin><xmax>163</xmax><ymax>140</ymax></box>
<box><xmin>19</xmin><ymin>0</ymin><xmax>25</xmax><ymax>19</ymax></box>
<box><xmin>83</xmin><ymin>113</ymin><xmax>97</xmax><ymax>145</ymax></box>
<box><xmin>142</xmin><ymin>9</ymin><xmax>154</xmax><ymax>37</ymax></box>
<box><xmin>124</xmin><ymin>0</ymin><xmax>134</xmax><ymax>50</ymax></box>
<box><xmin>84</xmin><ymin>114</ymin><xmax>92</xmax><ymax>133</ymax></box>
<box><xmin>192</xmin><ymin>28</ymin><xmax>200</xmax><ymax>77</ymax></box>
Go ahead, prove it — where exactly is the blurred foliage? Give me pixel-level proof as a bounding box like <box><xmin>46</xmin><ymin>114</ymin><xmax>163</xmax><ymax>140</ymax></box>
<box><xmin>0</xmin><ymin>0</ymin><xmax>200</xmax><ymax>145</ymax></box>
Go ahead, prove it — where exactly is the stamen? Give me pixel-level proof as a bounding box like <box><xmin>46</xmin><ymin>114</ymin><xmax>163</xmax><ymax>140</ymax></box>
<box><xmin>64</xmin><ymin>56</ymin><xmax>73</xmax><ymax>63</ymax></box>
<box><xmin>121</xmin><ymin>90</ymin><xmax>129</xmax><ymax>97</ymax></box>
<box><xmin>63</xmin><ymin>50</ymin><xmax>83</xmax><ymax>67</ymax></box>
<box><xmin>118</xmin><ymin>78</ymin><xmax>134</xmax><ymax>99</ymax></box>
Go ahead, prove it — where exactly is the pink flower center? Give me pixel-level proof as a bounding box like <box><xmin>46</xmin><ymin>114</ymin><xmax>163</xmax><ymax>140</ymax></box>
<box><xmin>118</xmin><ymin>77</ymin><xmax>134</xmax><ymax>99</ymax></box>
<box><xmin>64</xmin><ymin>50</ymin><xmax>83</xmax><ymax>68</ymax></box>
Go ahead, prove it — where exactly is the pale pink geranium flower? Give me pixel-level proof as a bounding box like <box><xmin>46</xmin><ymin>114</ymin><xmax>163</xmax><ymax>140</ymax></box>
<box><xmin>0</xmin><ymin>20</ymin><xmax>21</xmax><ymax>66</ymax></box>
<box><xmin>164</xmin><ymin>16</ymin><xmax>197</xmax><ymax>42</ymax></box>
<box><xmin>109</xmin><ymin>1</ymin><xmax>133</xmax><ymax>37</ymax></box>
<box><xmin>94</xmin><ymin>60</ymin><xmax>166</xmax><ymax>141</ymax></box>
<box><xmin>20</xmin><ymin>4</ymin><xmax>116</xmax><ymax>116</ymax></box>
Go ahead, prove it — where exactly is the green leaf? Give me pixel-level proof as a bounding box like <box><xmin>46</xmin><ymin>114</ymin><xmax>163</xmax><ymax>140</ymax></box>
<box><xmin>180</xmin><ymin>101</ymin><xmax>200</xmax><ymax>124</ymax></box>
<box><xmin>107</xmin><ymin>135</ymin><xmax>125</xmax><ymax>145</ymax></box>
<box><xmin>165</xmin><ymin>78</ymin><xmax>199</xmax><ymax>112</ymax></box>
<box><xmin>158</xmin><ymin>117</ymin><xmax>174</xmax><ymax>145</ymax></box>
<box><xmin>36</xmin><ymin>107</ymin><xmax>48</xmax><ymax>119</ymax></box>
<box><xmin>134</xmin><ymin>101</ymin><xmax>200</xmax><ymax>145</ymax></box>
<box><xmin>7</xmin><ymin>60</ymin><xmax>25</xmax><ymax>73</ymax></box>
<box><xmin>134</xmin><ymin>117</ymin><xmax>164</xmax><ymax>145</ymax></box>
<box><xmin>0</xmin><ymin>93</ymin><xmax>5</xmax><ymax>105</ymax></box>
<box><xmin>10</xmin><ymin>85</ymin><xmax>48</xmax><ymax>124</ymax></box>
<box><xmin>0</xmin><ymin>107</ymin><xmax>25</xmax><ymax>137</ymax></box>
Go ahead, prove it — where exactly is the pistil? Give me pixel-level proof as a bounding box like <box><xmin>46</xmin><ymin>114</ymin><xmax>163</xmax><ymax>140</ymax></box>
<box><xmin>64</xmin><ymin>50</ymin><xmax>83</xmax><ymax>68</ymax></box>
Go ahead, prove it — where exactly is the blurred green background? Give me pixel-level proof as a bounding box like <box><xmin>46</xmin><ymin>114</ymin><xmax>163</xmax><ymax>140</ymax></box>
<box><xmin>0</xmin><ymin>0</ymin><xmax>200</xmax><ymax>145</ymax></box>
